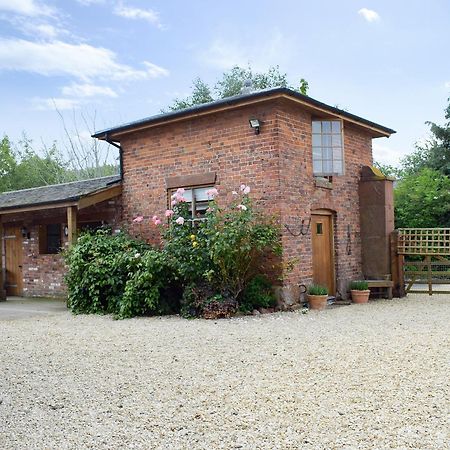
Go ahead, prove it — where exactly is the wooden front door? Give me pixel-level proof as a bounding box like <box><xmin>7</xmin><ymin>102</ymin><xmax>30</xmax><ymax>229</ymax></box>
<box><xmin>4</xmin><ymin>225</ymin><xmax>23</xmax><ymax>296</ymax></box>
<box><xmin>311</xmin><ymin>213</ymin><xmax>335</xmax><ymax>295</ymax></box>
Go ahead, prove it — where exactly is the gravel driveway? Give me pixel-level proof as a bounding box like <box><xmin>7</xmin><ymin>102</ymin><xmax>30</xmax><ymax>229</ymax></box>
<box><xmin>0</xmin><ymin>294</ymin><xmax>448</xmax><ymax>449</ymax></box>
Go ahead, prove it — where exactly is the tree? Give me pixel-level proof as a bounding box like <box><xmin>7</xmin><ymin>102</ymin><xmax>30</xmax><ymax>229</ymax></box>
<box><xmin>166</xmin><ymin>65</ymin><xmax>309</xmax><ymax>111</ymax></box>
<box><xmin>12</xmin><ymin>135</ymin><xmax>68</xmax><ymax>189</ymax></box>
<box><xmin>398</xmin><ymin>97</ymin><xmax>450</xmax><ymax>176</ymax></box>
<box><xmin>56</xmin><ymin>108</ymin><xmax>118</xmax><ymax>179</ymax></box>
<box><xmin>374</xmin><ymin>97</ymin><xmax>450</xmax><ymax>228</ymax></box>
<box><xmin>0</xmin><ymin>136</ymin><xmax>17</xmax><ymax>192</ymax></box>
<box><xmin>394</xmin><ymin>168</ymin><xmax>450</xmax><ymax>228</ymax></box>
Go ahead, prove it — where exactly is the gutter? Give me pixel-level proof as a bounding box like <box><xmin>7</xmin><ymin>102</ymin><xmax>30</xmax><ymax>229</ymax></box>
<box><xmin>105</xmin><ymin>133</ymin><xmax>123</xmax><ymax>180</ymax></box>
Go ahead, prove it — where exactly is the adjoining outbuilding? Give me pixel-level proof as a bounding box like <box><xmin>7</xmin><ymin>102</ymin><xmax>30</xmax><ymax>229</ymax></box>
<box><xmin>0</xmin><ymin>176</ymin><xmax>121</xmax><ymax>299</ymax></box>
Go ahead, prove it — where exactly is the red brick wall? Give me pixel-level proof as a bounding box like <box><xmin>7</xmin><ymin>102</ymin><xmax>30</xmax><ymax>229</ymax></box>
<box><xmin>119</xmin><ymin>98</ymin><xmax>374</xmax><ymax>304</ymax></box>
<box><xmin>121</xmin><ymin>103</ymin><xmax>283</xmax><ymax>242</ymax></box>
<box><xmin>275</xmin><ymin>100</ymin><xmax>373</xmax><ymax>303</ymax></box>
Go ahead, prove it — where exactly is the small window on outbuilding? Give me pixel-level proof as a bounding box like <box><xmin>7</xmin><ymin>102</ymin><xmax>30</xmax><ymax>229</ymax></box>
<box><xmin>39</xmin><ymin>224</ymin><xmax>62</xmax><ymax>254</ymax></box>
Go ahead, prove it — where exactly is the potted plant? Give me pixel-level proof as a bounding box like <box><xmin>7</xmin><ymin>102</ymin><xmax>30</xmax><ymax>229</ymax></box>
<box><xmin>350</xmin><ymin>280</ymin><xmax>370</xmax><ymax>304</ymax></box>
<box><xmin>307</xmin><ymin>284</ymin><xmax>328</xmax><ymax>310</ymax></box>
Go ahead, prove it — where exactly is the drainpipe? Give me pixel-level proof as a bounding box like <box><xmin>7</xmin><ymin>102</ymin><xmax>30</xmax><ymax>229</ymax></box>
<box><xmin>105</xmin><ymin>133</ymin><xmax>123</xmax><ymax>180</ymax></box>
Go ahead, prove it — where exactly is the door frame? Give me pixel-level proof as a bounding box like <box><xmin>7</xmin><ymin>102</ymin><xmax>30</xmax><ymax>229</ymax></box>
<box><xmin>311</xmin><ymin>209</ymin><xmax>336</xmax><ymax>295</ymax></box>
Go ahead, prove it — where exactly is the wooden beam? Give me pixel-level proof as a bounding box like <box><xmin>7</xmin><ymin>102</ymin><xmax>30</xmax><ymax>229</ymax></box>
<box><xmin>77</xmin><ymin>185</ymin><xmax>122</xmax><ymax>210</ymax></box>
<box><xmin>0</xmin><ymin>201</ymin><xmax>77</xmax><ymax>215</ymax></box>
<box><xmin>67</xmin><ymin>206</ymin><xmax>77</xmax><ymax>245</ymax></box>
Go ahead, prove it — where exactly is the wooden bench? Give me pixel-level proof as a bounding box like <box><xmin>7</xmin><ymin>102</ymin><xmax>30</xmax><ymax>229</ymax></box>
<box><xmin>366</xmin><ymin>280</ymin><xmax>393</xmax><ymax>299</ymax></box>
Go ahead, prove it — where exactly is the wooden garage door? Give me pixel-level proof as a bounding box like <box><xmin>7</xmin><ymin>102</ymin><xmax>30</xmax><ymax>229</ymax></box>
<box><xmin>4</xmin><ymin>225</ymin><xmax>23</xmax><ymax>296</ymax></box>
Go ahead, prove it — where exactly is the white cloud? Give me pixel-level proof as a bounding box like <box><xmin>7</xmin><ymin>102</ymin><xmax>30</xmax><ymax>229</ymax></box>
<box><xmin>200</xmin><ymin>30</ymin><xmax>292</xmax><ymax>71</ymax></box>
<box><xmin>0</xmin><ymin>0</ymin><xmax>54</xmax><ymax>17</ymax></box>
<box><xmin>0</xmin><ymin>38</ymin><xmax>169</xmax><ymax>82</ymax></box>
<box><xmin>32</xmin><ymin>97</ymin><xmax>81</xmax><ymax>111</ymax></box>
<box><xmin>114</xmin><ymin>3</ymin><xmax>162</xmax><ymax>28</ymax></box>
<box><xmin>358</xmin><ymin>8</ymin><xmax>380</xmax><ymax>22</ymax></box>
<box><xmin>62</xmin><ymin>83</ymin><xmax>118</xmax><ymax>98</ymax></box>
<box><xmin>20</xmin><ymin>22</ymin><xmax>66</xmax><ymax>39</ymax></box>
<box><xmin>444</xmin><ymin>81</ymin><xmax>450</xmax><ymax>89</ymax></box>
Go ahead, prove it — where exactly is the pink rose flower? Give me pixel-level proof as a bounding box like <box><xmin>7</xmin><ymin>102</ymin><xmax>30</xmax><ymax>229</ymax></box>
<box><xmin>243</xmin><ymin>186</ymin><xmax>251</xmax><ymax>195</ymax></box>
<box><xmin>206</xmin><ymin>188</ymin><xmax>219</xmax><ymax>199</ymax></box>
<box><xmin>152</xmin><ymin>215</ymin><xmax>161</xmax><ymax>225</ymax></box>
<box><xmin>237</xmin><ymin>204</ymin><xmax>247</xmax><ymax>211</ymax></box>
<box><xmin>176</xmin><ymin>188</ymin><xmax>185</xmax><ymax>195</ymax></box>
<box><xmin>165</xmin><ymin>209</ymin><xmax>174</xmax><ymax>217</ymax></box>
<box><xmin>133</xmin><ymin>215</ymin><xmax>144</xmax><ymax>223</ymax></box>
<box><xmin>175</xmin><ymin>217</ymin><xmax>185</xmax><ymax>225</ymax></box>
<box><xmin>240</xmin><ymin>184</ymin><xmax>246</xmax><ymax>192</ymax></box>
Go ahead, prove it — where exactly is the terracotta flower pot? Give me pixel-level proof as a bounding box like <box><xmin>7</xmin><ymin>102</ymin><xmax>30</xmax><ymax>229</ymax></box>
<box><xmin>351</xmin><ymin>290</ymin><xmax>370</xmax><ymax>304</ymax></box>
<box><xmin>307</xmin><ymin>294</ymin><xmax>328</xmax><ymax>311</ymax></box>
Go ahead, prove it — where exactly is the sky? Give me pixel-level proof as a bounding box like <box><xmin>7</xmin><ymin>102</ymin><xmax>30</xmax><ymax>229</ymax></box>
<box><xmin>0</xmin><ymin>0</ymin><xmax>449</xmax><ymax>167</ymax></box>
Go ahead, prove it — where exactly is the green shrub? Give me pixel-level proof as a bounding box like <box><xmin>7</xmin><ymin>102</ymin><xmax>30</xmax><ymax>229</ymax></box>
<box><xmin>239</xmin><ymin>275</ymin><xmax>277</xmax><ymax>312</ymax></box>
<box><xmin>307</xmin><ymin>284</ymin><xmax>328</xmax><ymax>295</ymax></box>
<box><xmin>65</xmin><ymin>184</ymin><xmax>282</xmax><ymax>320</ymax></box>
<box><xmin>64</xmin><ymin>229</ymin><xmax>177</xmax><ymax>318</ymax></box>
<box><xmin>350</xmin><ymin>280</ymin><xmax>369</xmax><ymax>291</ymax></box>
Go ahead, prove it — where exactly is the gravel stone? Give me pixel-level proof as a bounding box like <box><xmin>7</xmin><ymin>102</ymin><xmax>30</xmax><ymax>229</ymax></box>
<box><xmin>0</xmin><ymin>294</ymin><xmax>448</xmax><ymax>449</ymax></box>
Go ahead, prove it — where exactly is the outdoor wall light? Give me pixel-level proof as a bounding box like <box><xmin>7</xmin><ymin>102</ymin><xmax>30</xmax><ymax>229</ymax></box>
<box><xmin>21</xmin><ymin>227</ymin><xmax>30</xmax><ymax>239</ymax></box>
<box><xmin>249</xmin><ymin>118</ymin><xmax>261</xmax><ymax>134</ymax></box>
<box><xmin>64</xmin><ymin>225</ymin><xmax>69</xmax><ymax>237</ymax></box>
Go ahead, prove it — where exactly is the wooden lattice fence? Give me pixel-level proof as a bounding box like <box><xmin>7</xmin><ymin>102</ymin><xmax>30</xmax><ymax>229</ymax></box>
<box><xmin>397</xmin><ymin>228</ymin><xmax>450</xmax><ymax>295</ymax></box>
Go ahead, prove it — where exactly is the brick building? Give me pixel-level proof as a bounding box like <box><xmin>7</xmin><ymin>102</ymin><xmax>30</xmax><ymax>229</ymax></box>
<box><xmin>0</xmin><ymin>176</ymin><xmax>121</xmax><ymax>298</ymax></box>
<box><xmin>1</xmin><ymin>87</ymin><xmax>395</xmax><ymax>303</ymax></box>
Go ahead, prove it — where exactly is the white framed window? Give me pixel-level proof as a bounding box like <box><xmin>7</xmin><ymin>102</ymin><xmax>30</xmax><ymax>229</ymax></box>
<box><xmin>312</xmin><ymin>120</ymin><xmax>344</xmax><ymax>176</ymax></box>
<box><xmin>170</xmin><ymin>186</ymin><xmax>213</xmax><ymax>220</ymax></box>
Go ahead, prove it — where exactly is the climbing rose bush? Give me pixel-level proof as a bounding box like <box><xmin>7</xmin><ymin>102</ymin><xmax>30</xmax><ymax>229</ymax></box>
<box><xmin>160</xmin><ymin>185</ymin><xmax>281</xmax><ymax>316</ymax></box>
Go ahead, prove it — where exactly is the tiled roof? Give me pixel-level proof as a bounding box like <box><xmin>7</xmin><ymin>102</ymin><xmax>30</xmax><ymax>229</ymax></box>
<box><xmin>0</xmin><ymin>175</ymin><xmax>121</xmax><ymax>211</ymax></box>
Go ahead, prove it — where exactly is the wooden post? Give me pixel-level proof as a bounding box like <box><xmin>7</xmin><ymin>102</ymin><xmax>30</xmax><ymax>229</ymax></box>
<box><xmin>427</xmin><ymin>255</ymin><xmax>432</xmax><ymax>296</ymax></box>
<box><xmin>390</xmin><ymin>230</ymin><xmax>405</xmax><ymax>298</ymax></box>
<box><xmin>67</xmin><ymin>206</ymin><xmax>77</xmax><ymax>246</ymax></box>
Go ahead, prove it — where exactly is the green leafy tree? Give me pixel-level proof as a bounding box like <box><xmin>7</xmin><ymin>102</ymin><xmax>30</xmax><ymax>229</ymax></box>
<box><xmin>0</xmin><ymin>136</ymin><xmax>17</xmax><ymax>192</ymax></box>
<box><xmin>166</xmin><ymin>65</ymin><xmax>309</xmax><ymax>111</ymax></box>
<box><xmin>394</xmin><ymin>168</ymin><xmax>450</xmax><ymax>228</ymax></box>
<box><xmin>168</xmin><ymin>78</ymin><xmax>214</xmax><ymax>111</ymax></box>
<box><xmin>398</xmin><ymin>97</ymin><xmax>450</xmax><ymax>176</ymax></box>
<box><xmin>12</xmin><ymin>136</ymin><xmax>68</xmax><ymax>189</ymax></box>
